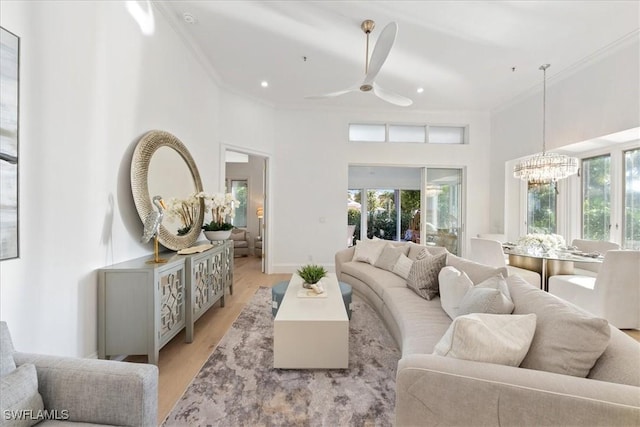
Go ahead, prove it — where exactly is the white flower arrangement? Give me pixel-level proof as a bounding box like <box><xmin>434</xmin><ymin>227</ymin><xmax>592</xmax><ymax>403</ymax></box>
<box><xmin>516</xmin><ymin>233</ymin><xmax>566</xmax><ymax>253</ymax></box>
<box><xmin>165</xmin><ymin>193</ymin><xmax>200</xmax><ymax>236</ymax></box>
<box><xmin>197</xmin><ymin>191</ymin><xmax>238</xmax><ymax>231</ymax></box>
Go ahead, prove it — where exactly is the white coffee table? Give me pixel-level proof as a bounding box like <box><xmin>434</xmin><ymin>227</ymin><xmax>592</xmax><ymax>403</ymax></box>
<box><xmin>273</xmin><ymin>273</ymin><xmax>349</xmax><ymax>369</ymax></box>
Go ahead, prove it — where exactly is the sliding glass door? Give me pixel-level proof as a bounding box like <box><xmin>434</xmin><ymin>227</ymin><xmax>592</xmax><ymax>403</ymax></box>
<box><xmin>348</xmin><ymin>166</ymin><xmax>463</xmax><ymax>255</ymax></box>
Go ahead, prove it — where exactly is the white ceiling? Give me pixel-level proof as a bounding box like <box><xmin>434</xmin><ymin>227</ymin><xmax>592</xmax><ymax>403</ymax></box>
<box><xmin>157</xmin><ymin>1</ymin><xmax>639</xmax><ymax>112</ymax></box>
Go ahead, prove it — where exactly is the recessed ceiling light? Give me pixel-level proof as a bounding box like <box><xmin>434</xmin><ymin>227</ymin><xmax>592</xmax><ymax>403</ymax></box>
<box><xmin>417</xmin><ymin>87</ymin><xmax>424</xmax><ymax>94</ymax></box>
<box><xmin>183</xmin><ymin>12</ymin><xmax>196</xmax><ymax>24</ymax></box>
<box><xmin>261</xmin><ymin>81</ymin><xmax>269</xmax><ymax>88</ymax></box>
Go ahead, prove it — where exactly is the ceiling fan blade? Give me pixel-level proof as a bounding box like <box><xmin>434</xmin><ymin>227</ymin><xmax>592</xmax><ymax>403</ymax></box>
<box><xmin>362</xmin><ymin>21</ymin><xmax>398</xmax><ymax>85</ymax></box>
<box><xmin>305</xmin><ymin>86</ymin><xmax>359</xmax><ymax>99</ymax></box>
<box><xmin>373</xmin><ymin>83</ymin><xmax>413</xmax><ymax>107</ymax></box>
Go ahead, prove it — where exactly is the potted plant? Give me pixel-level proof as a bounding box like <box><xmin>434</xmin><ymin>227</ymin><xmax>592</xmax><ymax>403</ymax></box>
<box><xmin>297</xmin><ymin>264</ymin><xmax>327</xmax><ymax>290</ymax></box>
<box><xmin>198</xmin><ymin>192</ymin><xmax>238</xmax><ymax>241</ymax></box>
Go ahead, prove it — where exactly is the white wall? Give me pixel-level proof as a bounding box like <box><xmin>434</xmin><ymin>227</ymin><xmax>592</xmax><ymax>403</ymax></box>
<box><xmin>271</xmin><ymin>108</ymin><xmax>492</xmax><ymax>272</ymax></box>
<box><xmin>0</xmin><ymin>1</ymin><xmax>273</xmax><ymax>357</ymax></box>
<box><xmin>490</xmin><ymin>36</ymin><xmax>640</xmax><ymax>238</ymax></box>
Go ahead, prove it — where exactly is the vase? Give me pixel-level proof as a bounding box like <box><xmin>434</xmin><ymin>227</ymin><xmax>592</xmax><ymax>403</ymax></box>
<box><xmin>204</xmin><ymin>230</ymin><xmax>232</xmax><ymax>242</ymax></box>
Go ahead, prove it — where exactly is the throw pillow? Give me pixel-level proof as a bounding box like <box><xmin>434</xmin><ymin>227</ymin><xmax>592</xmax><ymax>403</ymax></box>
<box><xmin>446</xmin><ymin>254</ymin><xmax>508</xmax><ymax>284</ymax></box>
<box><xmin>375</xmin><ymin>244</ymin><xmax>407</xmax><ymax>272</ymax></box>
<box><xmin>352</xmin><ymin>238</ymin><xmax>386</xmax><ymax>265</ymax></box>
<box><xmin>392</xmin><ymin>254</ymin><xmax>413</xmax><ymax>280</ymax></box>
<box><xmin>457</xmin><ymin>275</ymin><xmax>515</xmax><ymax>316</ymax></box>
<box><xmin>407</xmin><ymin>243</ymin><xmax>427</xmax><ymax>261</ymax></box>
<box><xmin>406</xmin><ymin>252</ymin><xmax>447</xmax><ymax>300</ymax></box>
<box><xmin>433</xmin><ymin>313</ymin><xmax>537</xmax><ymax>367</ymax></box>
<box><xmin>438</xmin><ymin>266</ymin><xmax>473</xmax><ymax>319</ymax></box>
<box><xmin>508</xmin><ymin>275</ymin><xmax>611</xmax><ymax>378</ymax></box>
<box><xmin>0</xmin><ymin>363</ymin><xmax>45</xmax><ymax>427</ymax></box>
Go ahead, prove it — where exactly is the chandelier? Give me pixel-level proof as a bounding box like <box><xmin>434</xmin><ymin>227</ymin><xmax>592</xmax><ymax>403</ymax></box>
<box><xmin>514</xmin><ymin>64</ymin><xmax>578</xmax><ymax>184</ymax></box>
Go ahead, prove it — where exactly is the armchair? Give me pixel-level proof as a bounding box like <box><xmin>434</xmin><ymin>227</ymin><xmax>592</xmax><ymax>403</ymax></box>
<box><xmin>0</xmin><ymin>321</ymin><xmax>158</xmax><ymax>426</ymax></box>
<box><xmin>470</xmin><ymin>237</ymin><xmax>541</xmax><ymax>288</ymax></box>
<box><xmin>571</xmin><ymin>239</ymin><xmax>620</xmax><ymax>276</ymax></box>
<box><xmin>230</xmin><ymin>227</ymin><xmax>250</xmax><ymax>257</ymax></box>
<box><xmin>548</xmin><ymin>250</ymin><xmax>640</xmax><ymax>329</ymax></box>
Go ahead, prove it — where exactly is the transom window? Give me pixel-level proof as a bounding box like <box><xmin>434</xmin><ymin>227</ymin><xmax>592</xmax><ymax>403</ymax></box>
<box><xmin>349</xmin><ymin>123</ymin><xmax>467</xmax><ymax>144</ymax></box>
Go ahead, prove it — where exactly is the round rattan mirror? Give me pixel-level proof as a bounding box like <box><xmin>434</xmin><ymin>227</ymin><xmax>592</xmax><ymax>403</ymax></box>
<box><xmin>131</xmin><ymin>130</ymin><xmax>204</xmax><ymax>251</ymax></box>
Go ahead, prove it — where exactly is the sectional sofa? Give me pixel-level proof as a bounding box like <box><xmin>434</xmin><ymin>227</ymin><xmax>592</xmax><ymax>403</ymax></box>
<box><xmin>335</xmin><ymin>241</ymin><xmax>640</xmax><ymax>426</ymax></box>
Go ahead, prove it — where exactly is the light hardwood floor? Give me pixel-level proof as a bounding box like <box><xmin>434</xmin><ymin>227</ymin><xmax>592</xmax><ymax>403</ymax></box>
<box><xmin>128</xmin><ymin>256</ymin><xmax>290</xmax><ymax>424</ymax></box>
<box><xmin>132</xmin><ymin>256</ymin><xmax>639</xmax><ymax>424</ymax></box>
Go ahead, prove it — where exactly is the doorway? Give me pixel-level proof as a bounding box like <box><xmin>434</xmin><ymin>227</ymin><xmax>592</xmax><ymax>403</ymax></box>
<box><xmin>224</xmin><ymin>148</ymin><xmax>269</xmax><ymax>273</ymax></box>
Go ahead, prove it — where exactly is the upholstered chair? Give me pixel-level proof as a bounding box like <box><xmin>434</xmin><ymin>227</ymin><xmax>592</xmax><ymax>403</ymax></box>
<box><xmin>571</xmin><ymin>239</ymin><xmax>621</xmax><ymax>276</ymax></box>
<box><xmin>548</xmin><ymin>250</ymin><xmax>640</xmax><ymax>330</ymax></box>
<box><xmin>230</xmin><ymin>227</ymin><xmax>250</xmax><ymax>257</ymax></box>
<box><xmin>469</xmin><ymin>237</ymin><xmax>541</xmax><ymax>288</ymax></box>
<box><xmin>0</xmin><ymin>321</ymin><xmax>158</xmax><ymax>426</ymax></box>
<box><xmin>477</xmin><ymin>233</ymin><xmax>507</xmax><ymax>242</ymax></box>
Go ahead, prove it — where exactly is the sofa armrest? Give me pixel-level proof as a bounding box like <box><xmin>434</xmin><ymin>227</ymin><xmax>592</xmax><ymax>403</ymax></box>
<box><xmin>396</xmin><ymin>354</ymin><xmax>640</xmax><ymax>427</ymax></box>
<box><xmin>14</xmin><ymin>352</ymin><xmax>158</xmax><ymax>426</ymax></box>
<box><xmin>335</xmin><ymin>247</ymin><xmax>356</xmax><ymax>279</ymax></box>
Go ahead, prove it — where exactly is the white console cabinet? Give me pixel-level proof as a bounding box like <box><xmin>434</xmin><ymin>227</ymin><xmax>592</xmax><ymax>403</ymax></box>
<box><xmin>98</xmin><ymin>241</ymin><xmax>233</xmax><ymax>364</ymax></box>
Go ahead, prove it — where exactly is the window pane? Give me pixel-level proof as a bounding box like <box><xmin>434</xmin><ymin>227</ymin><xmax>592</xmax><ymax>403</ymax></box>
<box><xmin>582</xmin><ymin>155</ymin><xmax>611</xmax><ymax>240</ymax></box>
<box><xmin>426</xmin><ymin>169</ymin><xmax>462</xmax><ymax>254</ymax></box>
<box><xmin>401</xmin><ymin>190</ymin><xmax>421</xmax><ymax>242</ymax></box>
<box><xmin>389</xmin><ymin>125</ymin><xmax>426</xmax><ymax>143</ymax></box>
<box><xmin>528</xmin><ymin>182</ymin><xmax>556</xmax><ymax>234</ymax></box>
<box><xmin>624</xmin><ymin>148</ymin><xmax>640</xmax><ymax>250</ymax></box>
<box><xmin>347</xmin><ymin>189</ymin><xmax>362</xmax><ymax>245</ymax></box>
<box><xmin>428</xmin><ymin>126</ymin><xmax>465</xmax><ymax>144</ymax></box>
<box><xmin>366</xmin><ymin>189</ymin><xmax>396</xmax><ymax>240</ymax></box>
<box><xmin>230</xmin><ymin>180</ymin><xmax>247</xmax><ymax>227</ymax></box>
<box><xmin>349</xmin><ymin>124</ymin><xmax>385</xmax><ymax>142</ymax></box>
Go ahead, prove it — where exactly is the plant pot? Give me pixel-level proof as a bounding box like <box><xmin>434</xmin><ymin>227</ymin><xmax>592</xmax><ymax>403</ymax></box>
<box><xmin>204</xmin><ymin>230</ymin><xmax>232</xmax><ymax>241</ymax></box>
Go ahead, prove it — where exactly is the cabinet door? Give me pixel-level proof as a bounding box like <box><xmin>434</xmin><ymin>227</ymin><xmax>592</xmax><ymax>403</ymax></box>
<box><xmin>211</xmin><ymin>250</ymin><xmax>224</xmax><ymax>298</ymax></box>
<box><xmin>192</xmin><ymin>254</ymin><xmax>212</xmax><ymax>316</ymax></box>
<box><xmin>159</xmin><ymin>265</ymin><xmax>186</xmax><ymax>345</ymax></box>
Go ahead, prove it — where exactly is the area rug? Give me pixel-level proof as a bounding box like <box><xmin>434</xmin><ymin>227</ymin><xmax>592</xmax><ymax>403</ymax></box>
<box><xmin>163</xmin><ymin>286</ymin><xmax>401</xmax><ymax>426</ymax></box>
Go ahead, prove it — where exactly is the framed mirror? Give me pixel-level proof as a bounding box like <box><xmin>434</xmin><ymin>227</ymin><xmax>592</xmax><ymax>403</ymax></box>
<box><xmin>131</xmin><ymin>130</ymin><xmax>205</xmax><ymax>251</ymax></box>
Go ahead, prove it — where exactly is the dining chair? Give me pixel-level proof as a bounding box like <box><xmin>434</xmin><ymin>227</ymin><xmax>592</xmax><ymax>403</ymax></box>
<box><xmin>548</xmin><ymin>250</ymin><xmax>640</xmax><ymax>329</ymax></box>
<box><xmin>469</xmin><ymin>237</ymin><xmax>541</xmax><ymax>288</ymax></box>
<box><xmin>571</xmin><ymin>239</ymin><xmax>621</xmax><ymax>276</ymax></box>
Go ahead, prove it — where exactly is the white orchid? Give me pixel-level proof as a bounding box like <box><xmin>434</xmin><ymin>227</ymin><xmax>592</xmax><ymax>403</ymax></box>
<box><xmin>165</xmin><ymin>193</ymin><xmax>200</xmax><ymax>235</ymax></box>
<box><xmin>197</xmin><ymin>191</ymin><xmax>238</xmax><ymax>231</ymax></box>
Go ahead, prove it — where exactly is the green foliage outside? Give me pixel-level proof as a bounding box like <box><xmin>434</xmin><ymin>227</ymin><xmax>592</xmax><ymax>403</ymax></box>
<box><xmin>528</xmin><ymin>182</ymin><xmax>556</xmax><ymax>234</ymax></box>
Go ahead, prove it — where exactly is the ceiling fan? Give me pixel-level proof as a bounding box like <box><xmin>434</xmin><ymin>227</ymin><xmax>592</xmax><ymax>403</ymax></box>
<box><xmin>306</xmin><ymin>19</ymin><xmax>413</xmax><ymax>107</ymax></box>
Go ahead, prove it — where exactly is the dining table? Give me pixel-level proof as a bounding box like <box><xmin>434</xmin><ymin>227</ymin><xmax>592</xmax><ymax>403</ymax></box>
<box><xmin>503</xmin><ymin>246</ymin><xmax>603</xmax><ymax>292</ymax></box>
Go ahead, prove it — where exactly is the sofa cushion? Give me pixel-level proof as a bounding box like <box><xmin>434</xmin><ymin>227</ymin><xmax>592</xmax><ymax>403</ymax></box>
<box><xmin>406</xmin><ymin>252</ymin><xmax>447</xmax><ymax>300</ymax></box>
<box><xmin>508</xmin><ymin>275</ymin><xmax>611</xmax><ymax>378</ymax></box>
<box><xmin>375</xmin><ymin>244</ymin><xmax>408</xmax><ymax>272</ymax></box>
<box><xmin>341</xmin><ymin>261</ymin><xmax>407</xmax><ymax>300</ymax></box>
<box><xmin>446</xmin><ymin>254</ymin><xmax>508</xmax><ymax>284</ymax></box>
<box><xmin>0</xmin><ymin>322</ymin><xmax>16</xmax><ymax>376</ymax></box>
<box><xmin>392</xmin><ymin>254</ymin><xmax>413</xmax><ymax>280</ymax></box>
<box><xmin>352</xmin><ymin>239</ymin><xmax>386</xmax><ymax>265</ymax></box>
<box><xmin>433</xmin><ymin>313</ymin><xmax>537</xmax><ymax>367</ymax></box>
<box><xmin>457</xmin><ymin>275</ymin><xmax>514</xmax><ymax>316</ymax></box>
<box><xmin>0</xmin><ymin>363</ymin><xmax>45</xmax><ymax>427</ymax></box>
<box><xmin>438</xmin><ymin>266</ymin><xmax>473</xmax><ymax>319</ymax></box>
<box><xmin>407</xmin><ymin>242</ymin><xmax>427</xmax><ymax>260</ymax></box>
<box><xmin>383</xmin><ymin>287</ymin><xmax>452</xmax><ymax>355</ymax></box>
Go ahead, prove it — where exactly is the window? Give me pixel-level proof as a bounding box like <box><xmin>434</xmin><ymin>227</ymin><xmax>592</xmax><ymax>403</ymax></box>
<box><xmin>527</xmin><ymin>182</ymin><xmax>556</xmax><ymax>234</ymax></box>
<box><xmin>582</xmin><ymin>155</ymin><xmax>611</xmax><ymax>240</ymax></box>
<box><xmin>428</xmin><ymin>126</ymin><xmax>466</xmax><ymax>144</ymax></box>
<box><xmin>624</xmin><ymin>148</ymin><xmax>640</xmax><ymax>249</ymax></box>
<box><xmin>228</xmin><ymin>179</ymin><xmax>248</xmax><ymax>227</ymax></box>
<box><xmin>348</xmin><ymin>123</ymin><xmax>466</xmax><ymax>144</ymax></box>
<box><xmin>348</xmin><ymin>124</ymin><xmax>385</xmax><ymax>142</ymax></box>
<box><xmin>389</xmin><ymin>125</ymin><xmax>426</xmax><ymax>143</ymax></box>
